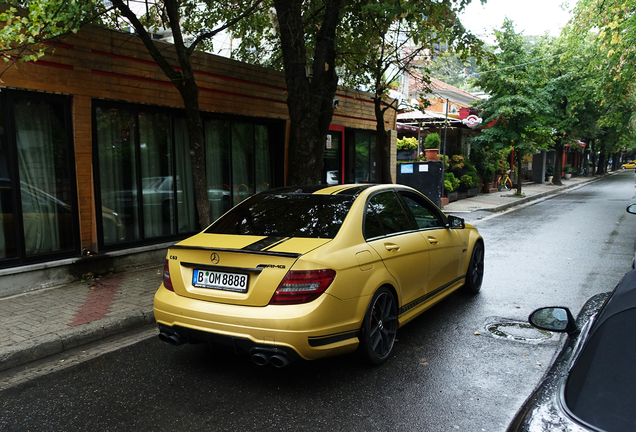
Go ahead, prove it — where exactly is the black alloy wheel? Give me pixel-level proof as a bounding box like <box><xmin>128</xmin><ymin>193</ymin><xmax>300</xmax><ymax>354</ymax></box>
<box><xmin>360</xmin><ymin>287</ymin><xmax>398</xmax><ymax>365</ymax></box>
<box><xmin>465</xmin><ymin>242</ymin><xmax>484</xmax><ymax>294</ymax></box>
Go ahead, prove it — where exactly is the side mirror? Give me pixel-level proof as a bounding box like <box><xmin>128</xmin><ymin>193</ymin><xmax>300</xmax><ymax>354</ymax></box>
<box><xmin>529</xmin><ymin>307</ymin><xmax>578</xmax><ymax>335</ymax></box>
<box><xmin>627</xmin><ymin>204</ymin><xmax>636</xmax><ymax>214</ymax></box>
<box><xmin>447</xmin><ymin>215</ymin><xmax>465</xmax><ymax>229</ymax></box>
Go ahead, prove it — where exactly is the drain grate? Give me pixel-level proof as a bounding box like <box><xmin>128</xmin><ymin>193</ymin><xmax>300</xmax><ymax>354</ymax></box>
<box><xmin>483</xmin><ymin>317</ymin><xmax>555</xmax><ymax>344</ymax></box>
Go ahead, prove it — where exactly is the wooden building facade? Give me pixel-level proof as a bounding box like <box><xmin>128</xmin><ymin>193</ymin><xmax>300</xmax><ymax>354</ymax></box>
<box><xmin>0</xmin><ymin>23</ymin><xmax>396</xmax><ymax>295</ymax></box>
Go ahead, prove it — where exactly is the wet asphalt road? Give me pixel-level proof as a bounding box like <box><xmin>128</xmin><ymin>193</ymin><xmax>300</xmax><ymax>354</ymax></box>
<box><xmin>2</xmin><ymin>172</ymin><xmax>636</xmax><ymax>432</ymax></box>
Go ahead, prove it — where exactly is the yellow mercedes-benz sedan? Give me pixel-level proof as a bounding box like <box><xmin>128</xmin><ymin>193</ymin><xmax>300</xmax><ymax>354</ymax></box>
<box><xmin>154</xmin><ymin>184</ymin><xmax>484</xmax><ymax>366</ymax></box>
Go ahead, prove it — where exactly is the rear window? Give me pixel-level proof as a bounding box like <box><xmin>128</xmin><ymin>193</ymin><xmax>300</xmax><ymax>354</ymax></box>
<box><xmin>205</xmin><ymin>193</ymin><xmax>355</xmax><ymax>238</ymax></box>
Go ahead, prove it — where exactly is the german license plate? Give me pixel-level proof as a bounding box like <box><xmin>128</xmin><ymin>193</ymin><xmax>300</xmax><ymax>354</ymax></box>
<box><xmin>192</xmin><ymin>269</ymin><xmax>248</xmax><ymax>293</ymax></box>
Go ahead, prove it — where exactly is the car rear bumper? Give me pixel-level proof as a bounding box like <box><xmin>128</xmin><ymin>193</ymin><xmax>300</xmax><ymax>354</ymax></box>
<box><xmin>153</xmin><ymin>284</ymin><xmax>367</xmax><ymax>361</ymax></box>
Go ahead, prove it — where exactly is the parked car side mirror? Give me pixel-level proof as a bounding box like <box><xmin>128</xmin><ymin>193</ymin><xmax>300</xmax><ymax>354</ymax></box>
<box><xmin>447</xmin><ymin>215</ymin><xmax>465</xmax><ymax>229</ymax></box>
<box><xmin>627</xmin><ymin>204</ymin><xmax>636</xmax><ymax>214</ymax></box>
<box><xmin>529</xmin><ymin>307</ymin><xmax>578</xmax><ymax>335</ymax></box>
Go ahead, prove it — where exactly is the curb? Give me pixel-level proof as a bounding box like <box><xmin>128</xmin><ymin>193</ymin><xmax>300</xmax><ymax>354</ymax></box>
<box><xmin>0</xmin><ymin>308</ymin><xmax>154</xmax><ymax>373</ymax></box>
<box><xmin>477</xmin><ymin>176</ymin><xmax>604</xmax><ymax>213</ymax></box>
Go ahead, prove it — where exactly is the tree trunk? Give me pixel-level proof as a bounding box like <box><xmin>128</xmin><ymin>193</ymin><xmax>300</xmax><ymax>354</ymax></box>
<box><xmin>274</xmin><ymin>0</ymin><xmax>341</xmax><ymax>186</ymax></box>
<box><xmin>516</xmin><ymin>149</ymin><xmax>523</xmax><ymax>195</ymax></box>
<box><xmin>111</xmin><ymin>0</ymin><xmax>210</xmax><ymax>228</ymax></box>
<box><xmin>596</xmin><ymin>141</ymin><xmax>606</xmax><ymax>175</ymax></box>
<box><xmin>552</xmin><ymin>137</ymin><xmax>564</xmax><ymax>186</ymax></box>
<box><xmin>179</xmin><ymin>80</ymin><xmax>210</xmax><ymax>227</ymax></box>
<box><xmin>374</xmin><ymin>99</ymin><xmax>392</xmax><ymax>184</ymax></box>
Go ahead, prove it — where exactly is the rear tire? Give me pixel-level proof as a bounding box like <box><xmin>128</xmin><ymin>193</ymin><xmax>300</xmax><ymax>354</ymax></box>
<box><xmin>359</xmin><ymin>287</ymin><xmax>398</xmax><ymax>365</ymax></box>
<box><xmin>465</xmin><ymin>242</ymin><xmax>484</xmax><ymax>294</ymax></box>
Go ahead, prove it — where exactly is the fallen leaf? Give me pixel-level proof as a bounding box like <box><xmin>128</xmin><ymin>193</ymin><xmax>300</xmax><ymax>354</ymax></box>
<box><xmin>537</xmin><ymin>362</ymin><xmax>542</xmax><ymax>366</ymax></box>
<box><xmin>515</xmin><ymin>306</ymin><xmax>520</xmax><ymax>309</ymax></box>
<box><xmin>474</xmin><ymin>331</ymin><xmax>481</xmax><ymax>335</ymax></box>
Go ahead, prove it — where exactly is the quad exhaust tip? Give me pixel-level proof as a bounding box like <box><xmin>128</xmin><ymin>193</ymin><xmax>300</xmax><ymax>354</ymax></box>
<box><xmin>251</xmin><ymin>351</ymin><xmax>291</xmax><ymax>368</ymax></box>
<box><xmin>158</xmin><ymin>330</ymin><xmax>186</xmax><ymax>346</ymax></box>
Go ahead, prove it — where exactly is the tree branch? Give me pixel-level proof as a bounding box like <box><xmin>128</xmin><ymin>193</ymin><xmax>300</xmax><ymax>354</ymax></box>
<box><xmin>186</xmin><ymin>0</ymin><xmax>263</xmax><ymax>56</ymax></box>
<box><xmin>111</xmin><ymin>0</ymin><xmax>183</xmax><ymax>85</ymax></box>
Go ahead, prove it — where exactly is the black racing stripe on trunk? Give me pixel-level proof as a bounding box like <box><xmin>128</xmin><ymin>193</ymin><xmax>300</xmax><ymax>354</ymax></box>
<box><xmin>242</xmin><ymin>236</ymin><xmax>287</xmax><ymax>251</ymax></box>
<box><xmin>169</xmin><ymin>245</ymin><xmax>301</xmax><ymax>258</ymax></box>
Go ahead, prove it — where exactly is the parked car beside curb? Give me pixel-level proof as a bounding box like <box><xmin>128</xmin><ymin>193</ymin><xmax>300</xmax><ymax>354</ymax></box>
<box><xmin>507</xmin><ymin>269</ymin><xmax>636</xmax><ymax>431</ymax></box>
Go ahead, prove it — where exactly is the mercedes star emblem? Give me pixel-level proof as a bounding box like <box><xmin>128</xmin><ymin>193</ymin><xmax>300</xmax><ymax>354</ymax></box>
<box><xmin>210</xmin><ymin>253</ymin><xmax>220</xmax><ymax>264</ymax></box>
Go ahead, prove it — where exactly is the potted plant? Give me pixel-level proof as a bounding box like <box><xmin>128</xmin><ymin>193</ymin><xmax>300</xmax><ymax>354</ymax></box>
<box><xmin>564</xmin><ymin>164</ymin><xmax>575</xmax><ymax>179</ymax></box>
<box><xmin>424</xmin><ymin>133</ymin><xmax>441</xmax><ymax>160</ymax></box>
<box><xmin>444</xmin><ymin>172</ymin><xmax>460</xmax><ymax>202</ymax></box>
<box><xmin>460</xmin><ymin>172</ymin><xmax>480</xmax><ymax>197</ymax></box>
<box><xmin>450</xmin><ymin>154</ymin><xmax>465</xmax><ymax>170</ymax></box>
<box><xmin>546</xmin><ymin>164</ymin><xmax>554</xmax><ymax>182</ymax></box>
<box><xmin>481</xmin><ymin>164</ymin><xmax>496</xmax><ymax>193</ymax></box>
<box><xmin>396</xmin><ymin>137</ymin><xmax>418</xmax><ymax>161</ymax></box>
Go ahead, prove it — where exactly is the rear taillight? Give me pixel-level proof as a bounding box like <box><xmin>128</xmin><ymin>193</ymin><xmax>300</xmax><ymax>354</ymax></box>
<box><xmin>269</xmin><ymin>269</ymin><xmax>336</xmax><ymax>305</ymax></box>
<box><xmin>163</xmin><ymin>259</ymin><xmax>174</xmax><ymax>292</ymax></box>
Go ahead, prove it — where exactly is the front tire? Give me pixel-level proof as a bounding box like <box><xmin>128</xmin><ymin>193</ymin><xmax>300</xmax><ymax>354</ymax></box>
<box><xmin>359</xmin><ymin>287</ymin><xmax>398</xmax><ymax>365</ymax></box>
<box><xmin>465</xmin><ymin>242</ymin><xmax>484</xmax><ymax>294</ymax></box>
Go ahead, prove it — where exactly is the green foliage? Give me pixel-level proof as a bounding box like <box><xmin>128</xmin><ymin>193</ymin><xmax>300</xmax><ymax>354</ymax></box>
<box><xmin>0</xmin><ymin>2</ymin><xmax>101</xmax><ymax>63</ymax></box>
<box><xmin>424</xmin><ymin>132</ymin><xmax>441</xmax><ymax>149</ymax></box>
<box><xmin>438</xmin><ymin>154</ymin><xmax>450</xmax><ymax>170</ymax></box>
<box><xmin>450</xmin><ymin>154</ymin><xmax>464</xmax><ymax>169</ymax></box>
<box><xmin>396</xmin><ymin>137</ymin><xmax>418</xmax><ymax>150</ymax></box>
<box><xmin>564</xmin><ymin>164</ymin><xmax>576</xmax><ymax>174</ymax></box>
<box><xmin>470</xmin><ymin>20</ymin><xmax>551</xmax><ymax>161</ymax></box>
<box><xmin>429</xmin><ymin>51</ymin><xmax>482</xmax><ymax>92</ymax></box>
<box><xmin>444</xmin><ymin>172</ymin><xmax>460</xmax><ymax>193</ymax></box>
<box><xmin>460</xmin><ymin>174</ymin><xmax>477</xmax><ymax>189</ymax></box>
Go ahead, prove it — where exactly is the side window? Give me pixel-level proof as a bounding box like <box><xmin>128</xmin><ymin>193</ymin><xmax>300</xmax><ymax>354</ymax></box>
<box><xmin>399</xmin><ymin>192</ymin><xmax>445</xmax><ymax>229</ymax></box>
<box><xmin>364</xmin><ymin>191</ymin><xmax>413</xmax><ymax>239</ymax></box>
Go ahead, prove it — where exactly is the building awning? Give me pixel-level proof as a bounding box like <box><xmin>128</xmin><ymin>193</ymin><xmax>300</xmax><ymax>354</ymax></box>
<box><xmin>397</xmin><ymin>109</ymin><xmax>463</xmax><ymax>126</ymax></box>
<box><xmin>396</xmin><ymin>123</ymin><xmax>419</xmax><ymax>133</ymax></box>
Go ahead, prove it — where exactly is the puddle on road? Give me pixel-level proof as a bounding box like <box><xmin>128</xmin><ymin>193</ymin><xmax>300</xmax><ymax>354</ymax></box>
<box><xmin>484</xmin><ymin>318</ymin><xmax>555</xmax><ymax>344</ymax></box>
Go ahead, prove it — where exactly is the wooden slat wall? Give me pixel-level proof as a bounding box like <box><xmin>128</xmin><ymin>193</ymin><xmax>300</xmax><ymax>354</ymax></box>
<box><xmin>1</xmin><ymin>23</ymin><xmax>396</xmax><ymax>251</ymax></box>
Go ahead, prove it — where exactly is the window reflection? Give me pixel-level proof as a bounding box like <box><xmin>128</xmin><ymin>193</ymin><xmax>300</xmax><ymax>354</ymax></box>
<box><xmin>96</xmin><ymin>107</ymin><xmax>140</xmax><ymax>243</ymax></box>
<box><xmin>15</xmin><ymin>99</ymin><xmax>75</xmax><ymax>256</ymax></box>
<box><xmin>207</xmin><ymin>193</ymin><xmax>354</xmax><ymax>238</ymax></box>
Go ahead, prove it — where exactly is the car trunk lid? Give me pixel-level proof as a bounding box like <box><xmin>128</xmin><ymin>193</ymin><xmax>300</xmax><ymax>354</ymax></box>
<box><xmin>166</xmin><ymin>233</ymin><xmax>330</xmax><ymax>306</ymax></box>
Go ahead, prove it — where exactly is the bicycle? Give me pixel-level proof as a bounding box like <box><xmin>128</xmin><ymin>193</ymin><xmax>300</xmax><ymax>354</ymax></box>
<box><xmin>497</xmin><ymin>171</ymin><xmax>513</xmax><ymax>191</ymax></box>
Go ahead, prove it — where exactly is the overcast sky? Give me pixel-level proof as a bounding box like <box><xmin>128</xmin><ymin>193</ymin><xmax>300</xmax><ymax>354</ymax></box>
<box><xmin>459</xmin><ymin>0</ymin><xmax>575</xmax><ymax>40</ymax></box>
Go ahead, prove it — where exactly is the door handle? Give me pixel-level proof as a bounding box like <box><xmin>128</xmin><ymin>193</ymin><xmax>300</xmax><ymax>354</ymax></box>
<box><xmin>384</xmin><ymin>243</ymin><xmax>400</xmax><ymax>252</ymax></box>
<box><xmin>427</xmin><ymin>237</ymin><xmax>439</xmax><ymax>244</ymax></box>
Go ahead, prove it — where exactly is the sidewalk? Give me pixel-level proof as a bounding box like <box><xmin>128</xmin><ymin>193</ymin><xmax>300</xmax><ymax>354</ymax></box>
<box><xmin>0</xmin><ymin>265</ymin><xmax>162</xmax><ymax>373</ymax></box>
<box><xmin>442</xmin><ymin>175</ymin><xmax>602</xmax><ymax>214</ymax></box>
<box><xmin>0</xmin><ymin>174</ymin><xmax>607</xmax><ymax>374</ymax></box>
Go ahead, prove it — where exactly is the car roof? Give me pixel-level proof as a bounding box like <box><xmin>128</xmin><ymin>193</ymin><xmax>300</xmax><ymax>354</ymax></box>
<box><xmin>588</xmin><ymin>269</ymin><xmax>636</xmax><ymax>330</ymax></box>
<box><xmin>262</xmin><ymin>184</ymin><xmax>408</xmax><ymax>197</ymax></box>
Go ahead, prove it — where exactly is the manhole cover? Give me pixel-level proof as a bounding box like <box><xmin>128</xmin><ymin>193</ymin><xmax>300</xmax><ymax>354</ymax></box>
<box><xmin>484</xmin><ymin>318</ymin><xmax>555</xmax><ymax>343</ymax></box>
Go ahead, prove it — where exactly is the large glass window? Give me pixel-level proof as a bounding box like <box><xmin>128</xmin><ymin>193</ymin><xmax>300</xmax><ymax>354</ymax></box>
<box><xmin>96</xmin><ymin>107</ymin><xmax>140</xmax><ymax>243</ymax></box>
<box><xmin>139</xmin><ymin>112</ymin><xmax>174</xmax><ymax>238</ymax></box>
<box><xmin>205</xmin><ymin>119</ymin><xmax>231</xmax><ymax>221</ymax></box>
<box><xmin>95</xmin><ymin>102</ymin><xmax>276</xmax><ymax>248</ymax></box>
<box><xmin>354</xmin><ymin>131</ymin><xmax>376</xmax><ymax>183</ymax></box>
<box><xmin>0</xmin><ymin>97</ymin><xmax>15</xmax><ymax>260</ymax></box>
<box><xmin>0</xmin><ymin>91</ymin><xmax>78</xmax><ymax>265</ymax></box>
<box><xmin>204</xmin><ymin>118</ymin><xmax>271</xmax><ymax>219</ymax></box>
<box><xmin>174</xmin><ymin>119</ymin><xmax>197</xmax><ymax>234</ymax></box>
